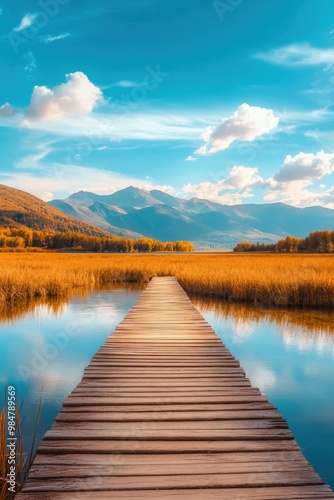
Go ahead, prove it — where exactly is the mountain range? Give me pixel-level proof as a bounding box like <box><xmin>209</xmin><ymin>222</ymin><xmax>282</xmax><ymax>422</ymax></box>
<box><xmin>49</xmin><ymin>186</ymin><xmax>334</xmax><ymax>248</ymax></box>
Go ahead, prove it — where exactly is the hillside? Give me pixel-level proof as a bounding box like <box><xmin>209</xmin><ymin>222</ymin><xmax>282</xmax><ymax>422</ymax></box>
<box><xmin>49</xmin><ymin>186</ymin><xmax>334</xmax><ymax>249</ymax></box>
<box><xmin>0</xmin><ymin>184</ymin><xmax>113</xmax><ymax>237</ymax></box>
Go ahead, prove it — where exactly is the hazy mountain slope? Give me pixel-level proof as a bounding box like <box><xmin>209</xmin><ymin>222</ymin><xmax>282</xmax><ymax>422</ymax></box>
<box><xmin>0</xmin><ymin>184</ymin><xmax>113</xmax><ymax>237</ymax></box>
<box><xmin>50</xmin><ymin>199</ymin><xmax>143</xmax><ymax>238</ymax></box>
<box><xmin>67</xmin><ymin>186</ymin><xmax>163</xmax><ymax>208</ymax></box>
<box><xmin>106</xmin><ymin>205</ymin><xmax>211</xmax><ymax>241</ymax></box>
<box><xmin>49</xmin><ymin>186</ymin><xmax>334</xmax><ymax>248</ymax></box>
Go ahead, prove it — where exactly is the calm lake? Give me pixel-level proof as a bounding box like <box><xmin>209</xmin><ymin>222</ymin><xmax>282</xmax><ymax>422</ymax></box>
<box><xmin>1</xmin><ymin>286</ymin><xmax>334</xmax><ymax>490</ymax></box>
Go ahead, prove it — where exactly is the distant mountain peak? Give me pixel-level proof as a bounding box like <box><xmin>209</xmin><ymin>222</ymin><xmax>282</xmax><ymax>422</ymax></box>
<box><xmin>49</xmin><ymin>186</ymin><xmax>334</xmax><ymax>249</ymax></box>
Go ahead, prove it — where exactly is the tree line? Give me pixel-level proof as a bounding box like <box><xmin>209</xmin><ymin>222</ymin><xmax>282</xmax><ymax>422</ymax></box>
<box><xmin>234</xmin><ymin>231</ymin><xmax>334</xmax><ymax>253</ymax></box>
<box><xmin>0</xmin><ymin>227</ymin><xmax>194</xmax><ymax>253</ymax></box>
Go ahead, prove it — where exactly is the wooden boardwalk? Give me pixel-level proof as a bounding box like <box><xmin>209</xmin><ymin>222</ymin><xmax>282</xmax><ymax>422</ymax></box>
<box><xmin>17</xmin><ymin>277</ymin><xmax>334</xmax><ymax>499</ymax></box>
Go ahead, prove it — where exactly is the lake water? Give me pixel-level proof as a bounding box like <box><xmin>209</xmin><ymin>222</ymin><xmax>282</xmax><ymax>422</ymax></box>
<box><xmin>193</xmin><ymin>298</ymin><xmax>334</xmax><ymax>490</ymax></box>
<box><xmin>0</xmin><ymin>287</ymin><xmax>334</xmax><ymax>490</ymax></box>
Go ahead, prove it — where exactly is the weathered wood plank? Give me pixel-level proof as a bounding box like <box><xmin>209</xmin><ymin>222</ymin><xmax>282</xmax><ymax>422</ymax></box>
<box><xmin>36</xmin><ymin>438</ymin><xmax>300</xmax><ymax>454</ymax></box>
<box><xmin>16</xmin><ymin>486</ymin><xmax>334</xmax><ymax>499</ymax></box>
<box><xmin>32</xmin><ymin>450</ymin><xmax>309</xmax><ymax>466</ymax></box>
<box><xmin>43</xmin><ymin>428</ymin><xmax>294</xmax><ymax>440</ymax></box>
<box><xmin>55</xmin><ymin>409</ymin><xmax>283</xmax><ymax>421</ymax></box>
<box><xmin>20</xmin><ymin>470</ymin><xmax>324</xmax><ymax>491</ymax></box>
<box><xmin>28</xmin><ymin>461</ymin><xmax>313</xmax><ymax>478</ymax></box>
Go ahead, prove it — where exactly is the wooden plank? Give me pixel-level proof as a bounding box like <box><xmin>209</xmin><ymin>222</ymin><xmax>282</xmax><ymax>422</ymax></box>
<box><xmin>20</xmin><ymin>470</ymin><xmax>324</xmax><ymax>491</ymax></box>
<box><xmin>61</xmin><ymin>402</ymin><xmax>278</xmax><ymax>412</ymax></box>
<box><xmin>63</xmin><ymin>396</ymin><xmax>268</xmax><ymax>405</ymax></box>
<box><xmin>55</xmin><ymin>409</ymin><xmax>283</xmax><ymax>422</ymax></box>
<box><xmin>16</xmin><ymin>486</ymin><xmax>334</xmax><ymax>499</ymax></box>
<box><xmin>32</xmin><ymin>450</ymin><xmax>309</xmax><ymax>466</ymax></box>
<box><xmin>43</xmin><ymin>428</ymin><xmax>294</xmax><ymax>441</ymax></box>
<box><xmin>16</xmin><ymin>277</ymin><xmax>333</xmax><ymax>499</ymax></box>
<box><xmin>51</xmin><ymin>419</ymin><xmax>288</xmax><ymax>431</ymax></box>
<box><xmin>36</xmin><ymin>438</ymin><xmax>300</xmax><ymax>454</ymax></box>
<box><xmin>29</xmin><ymin>461</ymin><xmax>313</xmax><ymax>478</ymax></box>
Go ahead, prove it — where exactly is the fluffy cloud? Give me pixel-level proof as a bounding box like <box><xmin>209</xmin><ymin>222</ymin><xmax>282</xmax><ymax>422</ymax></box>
<box><xmin>183</xmin><ymin>166</ymin><xmax>265</xmax><ymax>204</ymax></box>
<box><xmin>14</xmin><ymin>13</ymin><xmax>37</xmax><ymax>32</ymax></box>
<box><xmin>23</xmin><ymin>72</ymin><xmax>103</xmax><ymax>124</ymax></box>
<box><xmin>264</xmin><ymin>178</ymin><xmax>334</xmax><ymax>209</ymax></box>
<box><xmin>185</xmin><ymin>155</ymin><xmax>197</xmax><ymax>161</ymax></box>
<box><xmin>265</xmin><ymin>151</ymin><xmax>334</xmax><ymax>207</ymax></box>
<box><xmin>255</xmin><ymin>43</ymin><xmax>334</xmax><ymax>67</ymax></box>
<box><xmin>274</xmin><ymin>151</ymin><xmax>334</xmax><ymax>182</ymax></box>
<box><xmin>195</xmin><ymin>104</ymin><xmax>279</xmax><ymax>155</ymax></box>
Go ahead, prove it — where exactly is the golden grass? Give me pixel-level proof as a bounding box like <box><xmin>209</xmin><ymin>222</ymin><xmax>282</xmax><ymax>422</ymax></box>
<box><xmin>0</xmin><ymin>253</ymin><xmax>334</xmax><ymax>309</ymax></box>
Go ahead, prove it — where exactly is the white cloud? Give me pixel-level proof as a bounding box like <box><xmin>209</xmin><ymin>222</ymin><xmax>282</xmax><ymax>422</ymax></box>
<box><xmin>183</xmin><ymin>166</ymin><xmax>265</xmax><ymax>204</ymax></box>
<box><xmin>42</xmin><ymin>192</ymin><xmax>54</xmax><ymax>202</ymax></box>
<box><xmin>14</xmin><ymin>111</ymin><xmax>203</xmax><ymax>141</ymax></box>
<box><xmin>195</xmin><ymin>104</ymin><xmax>279</xmax><ymax>155</ymax></box>
<box><xmin>23</xmin><ymin>72</ymin><xmax>103</xmax><ymax>124</ymax></box>
<box><xmin>274</xmin><ymin>151</ymin><xmax>334</xmax><ymax>182</ymax></box>
<box><xmin>0</xmin><ymin>103</ymin><xmax>17</xmax><ymax>118</ymax></box>
<box><xmin>318</xmin><ymin>186</ymin><xmax>334</xmax><ymax>208</ymax></box>
<box><xmin>242</xmin><ymin>362</ymin><xmax>277</xmax><ymax>393</ymax></box>
<box><xmin>265</xmin><ymin>151</ymin><xmax>334</xmax><ymax>207</ymax></box>
<box><xmin>256</xmin><ymin>43</ymin><xmax>334</xmax><ymax>67</ymax></box>
<box><xmin>185</xmin><ymin>155</ymin><xmax>197</xmax><ymax>161</ymax></box>
<box><xmin>279</xmin><ymin>107</ymin><xmax>334</xmax><ymax>124</ymax></box>
<box><xmin>264</xmin><ymin>179</ymin><xmax>334</xmax><ymax>209</ymax></box>
<box><xmin>14</xmin><ymin>13</ymin><xmax>37</xmax><ymax>32</ymax></box>
<box><xmin>44</xmin><ymin>33</ymin><xmax>71</xmax><ymax>44</ymax></box>
<box><xmin>16</xmin><ymin>143</ymin><xmax>52</xmax><ymax>169</ymax></box>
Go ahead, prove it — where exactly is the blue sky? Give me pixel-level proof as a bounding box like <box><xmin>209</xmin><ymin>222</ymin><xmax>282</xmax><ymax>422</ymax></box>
<box><xmin>1</xmin><ymin>0</ymin><xmax>334</xmax><ymax>207</ymax></box>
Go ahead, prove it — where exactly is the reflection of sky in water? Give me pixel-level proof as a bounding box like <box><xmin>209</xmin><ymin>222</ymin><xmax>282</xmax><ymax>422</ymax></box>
<box><xmin>0</xmin><ymin>288</ymin><xmax>140</xmax><ymax>455</ymax></box>
<box><xmin>195</xmin><ymin>302</ymin><xmax>334</xmax><ymax>491</ymax></box>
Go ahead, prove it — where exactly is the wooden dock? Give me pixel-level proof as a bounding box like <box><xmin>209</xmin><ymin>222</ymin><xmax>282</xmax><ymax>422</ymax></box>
<box><xmin>17</xmin><ymin>277</ymin><xmax>334</xmax><ymax>499</ymax></box>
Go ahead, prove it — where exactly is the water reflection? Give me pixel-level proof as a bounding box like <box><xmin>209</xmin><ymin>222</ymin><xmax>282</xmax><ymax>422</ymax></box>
<box><xmin>193</xmin><ymin>296</ymin><xmax>334</xmax><ymax>491</ymax></box>
<box><xmin>192</xmin><ymin>297</ymin><xmax>334</xmax><ymax>351</ymax></box>
<box><xmin>0</xmin><ymin>284</ymin><xmax>144</xmax><ymax>324</ymax></box>
<box><xmin>0</xmin><ymin>285</ymin><xmax>141</xmax><ymax>458</ymax></box>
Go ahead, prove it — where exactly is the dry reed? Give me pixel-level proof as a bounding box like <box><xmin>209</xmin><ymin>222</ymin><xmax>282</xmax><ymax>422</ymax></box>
<box><xmin>0</xmin><ymin>253</ymin><xmax>334</xmax><ymax>309</ymax></box>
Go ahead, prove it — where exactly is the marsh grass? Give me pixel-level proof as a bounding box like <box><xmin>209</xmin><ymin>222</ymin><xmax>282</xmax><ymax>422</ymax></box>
<box><xmin>0</xmin><ymin>392</ymin><xmax>42</xmax><ymax>499</ymax></box>
<box><xmin>0</xmin><ymin>253</ymin><xmax>334</xmax><ymax>309</ymax></box>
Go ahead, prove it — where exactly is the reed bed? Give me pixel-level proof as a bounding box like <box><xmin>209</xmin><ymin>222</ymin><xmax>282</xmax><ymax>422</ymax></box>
<box><xmin>0</xmin><ymin>253</ymin><xmax>334</xmax><ymax>309</ymax></box>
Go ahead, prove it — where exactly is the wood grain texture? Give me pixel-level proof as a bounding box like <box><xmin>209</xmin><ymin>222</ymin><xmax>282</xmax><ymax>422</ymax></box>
<box><xmin>16</xmin><ymin>277</ymin><xmax>333</xmax><ymax>499</ymax></box>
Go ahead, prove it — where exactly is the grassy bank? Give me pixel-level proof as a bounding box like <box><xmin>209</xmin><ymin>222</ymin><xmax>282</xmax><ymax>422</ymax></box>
<box><xmin>0</xmin><ymin>253</ymin><xmax>334</xmax><ymax>309</ymax></box>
